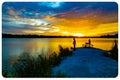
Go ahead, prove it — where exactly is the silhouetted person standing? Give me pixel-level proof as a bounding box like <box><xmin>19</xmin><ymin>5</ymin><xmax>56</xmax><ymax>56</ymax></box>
<box><xmin>114</xmin><ymin>40</ymin><xmax>117</xmax><ymax>48</ymax></box>
<box><xmin>73</xmin><ymin>37</ymin><xmax>76</xmax><ymax>51</ymax></box>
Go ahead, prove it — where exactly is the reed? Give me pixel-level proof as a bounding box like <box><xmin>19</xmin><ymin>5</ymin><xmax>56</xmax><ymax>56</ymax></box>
<box><xmin>3</xmin><ymin>45</ymin><xmax>72</xmax><ymax>77</ymax></box>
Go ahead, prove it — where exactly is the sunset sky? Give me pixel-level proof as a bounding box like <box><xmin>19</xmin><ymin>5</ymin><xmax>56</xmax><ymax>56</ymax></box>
<box><xmin>2</xmin><ymin>2</ymin><xmax>118</xmax><ymax>36</ymax></box>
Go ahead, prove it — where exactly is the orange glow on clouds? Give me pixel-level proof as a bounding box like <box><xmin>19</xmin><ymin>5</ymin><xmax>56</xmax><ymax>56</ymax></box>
<box><xmin>2</xmin><ymin>2</ymin><xmax>118</xmax><ymax>36</ymax></box>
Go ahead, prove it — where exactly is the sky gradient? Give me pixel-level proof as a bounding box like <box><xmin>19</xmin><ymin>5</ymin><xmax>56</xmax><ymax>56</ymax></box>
<box><xmin>2</xmin><ymin>2</ymin><xmax>118</xmax><ymax>36</ymax></box>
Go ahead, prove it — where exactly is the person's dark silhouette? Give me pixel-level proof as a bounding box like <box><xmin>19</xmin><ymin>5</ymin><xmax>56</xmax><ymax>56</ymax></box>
<box><xmin>114</xmin><ymin>40</ymin><xmax>117</xmax><ymax>48</ymax></box>
<box><xmin>88</xmin><ymin>39</ymin><xmax>92</xmax><ymax>47</ymax></box>
<box><xmin>85</xmin><ymin>39</ymin><xmax>93</xmax><ymax>47</ymax></box>
<box><xmin>88</xmin><ymin>39</ymin><xmax>91</xmax><ymax>45</ymax></box>
<box><xmin>73</xmin><ymin>37</ymin><xmax>76</xmax><ymax>51</ymax></box>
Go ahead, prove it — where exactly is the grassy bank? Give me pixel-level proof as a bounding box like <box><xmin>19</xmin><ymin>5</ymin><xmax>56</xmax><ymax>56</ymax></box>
<box><xmin>2</xmin><ymin>45</ymin><xmax>72</xmax><ymax>77</ymax></box>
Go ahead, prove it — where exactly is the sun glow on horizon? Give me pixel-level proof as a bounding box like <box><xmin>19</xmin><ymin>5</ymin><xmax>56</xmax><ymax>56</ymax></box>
<box><xmin>2</xmin><ymin>2</ymin><xmax>118</xmax><ymax>36</ymax></box>
<box><xmin>73</xmin><ymin>33</ymin><xmax>84</xmax><ymax>37</ymax></box>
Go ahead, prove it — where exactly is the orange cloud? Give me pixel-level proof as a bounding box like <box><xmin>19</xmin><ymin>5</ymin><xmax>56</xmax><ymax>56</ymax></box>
<box><xmin>42</xmin><ymin>8</ymin><xmax>118</xmax><ymax>36</ymax></box>
<box><xmin>3</xmin><ymin>4</ymin><xmax>118</xmax><ymax>36</ymax></box>
<box><xmin>7</xmin><ymin>8</ymin><xmax>19</xmax><ymax>15</ymax></box>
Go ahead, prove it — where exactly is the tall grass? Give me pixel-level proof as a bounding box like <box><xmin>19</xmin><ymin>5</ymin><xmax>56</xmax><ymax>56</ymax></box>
<box><xmin>12</xmin><ymin>52</ymin><xmax>52</xmax><ymax>77</ymax></box>
<box><xmin>104</xmin><ymin>40</ymin><xmax>118</xmax><ymax>61</ymax></box>
<box><xmin>3</xmin><ymin>45</ymin><xmax>72</xmax><ymax>77</ymax></box>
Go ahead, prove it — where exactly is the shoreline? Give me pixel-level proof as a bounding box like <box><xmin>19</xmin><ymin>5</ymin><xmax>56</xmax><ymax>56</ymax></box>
<box><xmin>2</xmin><ymin>46</ymin><xmax>118</xmax><ymax>77</ymax></box>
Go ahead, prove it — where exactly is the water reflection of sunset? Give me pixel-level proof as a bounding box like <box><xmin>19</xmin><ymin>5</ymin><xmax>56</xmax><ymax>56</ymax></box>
<box><xmin>3</xmin><ymin>38</ymin><xmax>117</xmax><ymax>58</ymax></box>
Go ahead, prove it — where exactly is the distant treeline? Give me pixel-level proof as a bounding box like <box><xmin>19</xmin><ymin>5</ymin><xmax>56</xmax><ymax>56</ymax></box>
<box><xmin>2</xmin><ymin>34</ymin><xmax>73</xmax><ymax>38</ymax></box>
<box><xmin>100</xmin><ymin>34</ymin><xmax>118</xmax><ymax>38</ymax></box>
<box><xmin>2</xmin><ymin>33</ymin><xmax>118</xmax><ymax>38</ymax></box>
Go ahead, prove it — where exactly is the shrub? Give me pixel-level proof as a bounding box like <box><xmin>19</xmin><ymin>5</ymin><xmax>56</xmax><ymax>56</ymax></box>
<box><xmin>104</xmin><ymin>40</ymin><xmax>118</xmax><ymax>61</ymax></box>
<box><xmin>3</xmin><ymin>45</ymin><xmax>72</xmax><ymax>77</ymax></box>
<box><xmin>13</xmin><ymin>52</ymin><xmax>52</xmax><ymax>77</ymax></box>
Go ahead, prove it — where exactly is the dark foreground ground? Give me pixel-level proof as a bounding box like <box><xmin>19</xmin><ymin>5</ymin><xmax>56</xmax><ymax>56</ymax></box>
<box><xmin>53</xmin><ymin>48</ymin><xmax>118</xmax><ymax>77</ymax></box>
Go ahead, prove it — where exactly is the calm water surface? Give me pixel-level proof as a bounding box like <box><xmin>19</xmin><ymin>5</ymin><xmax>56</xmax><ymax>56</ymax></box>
<box><xmin>2</xmin><ymin>38</ymin><xmax>118</xmax><ymax>67</ymax></box>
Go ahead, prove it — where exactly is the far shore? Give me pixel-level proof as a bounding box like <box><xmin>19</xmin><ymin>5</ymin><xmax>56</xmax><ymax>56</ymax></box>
<box><xmin>2</xmin><ymin>33</ymin><xmax>118</xmax><ymax>38</ymax></box>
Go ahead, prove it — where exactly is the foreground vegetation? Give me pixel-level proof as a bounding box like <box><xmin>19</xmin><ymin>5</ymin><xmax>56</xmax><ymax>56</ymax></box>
<box><xmin>104</xmin><ymin>40</ymin><xmax>118</xmax><ymax>61</ymax></box>
<box><xmin>3</xmin><ymin>45</ymin><xmax>72</xmax><ymax>77</ymax></box>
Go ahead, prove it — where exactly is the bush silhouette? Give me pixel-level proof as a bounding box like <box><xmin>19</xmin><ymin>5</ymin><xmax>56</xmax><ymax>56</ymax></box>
<box><xmin>3</xmin><ymin>45</ymin><xmax>72</xmax><ymax>77</ymax></box>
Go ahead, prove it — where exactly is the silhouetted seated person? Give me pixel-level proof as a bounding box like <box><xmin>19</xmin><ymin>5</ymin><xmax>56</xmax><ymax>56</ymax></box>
<box><xmin>84</xmin><ymin>39</ymin><xmax>93</xmax><ymax>48</ymax></box>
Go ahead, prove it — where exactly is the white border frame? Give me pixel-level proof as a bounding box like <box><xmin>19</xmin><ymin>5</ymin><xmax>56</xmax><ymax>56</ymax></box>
<box><xmin>0</xmin><ymin>0</ymin><xmax>119</xmax><ymax>80</ymax></box>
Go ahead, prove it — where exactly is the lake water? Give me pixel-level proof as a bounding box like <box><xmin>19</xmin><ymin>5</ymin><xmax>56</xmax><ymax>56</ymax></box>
<box><xmin>2</xmin><ymin>38</ymin><xmax>118</xmax><ymax>68</ymax></box>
